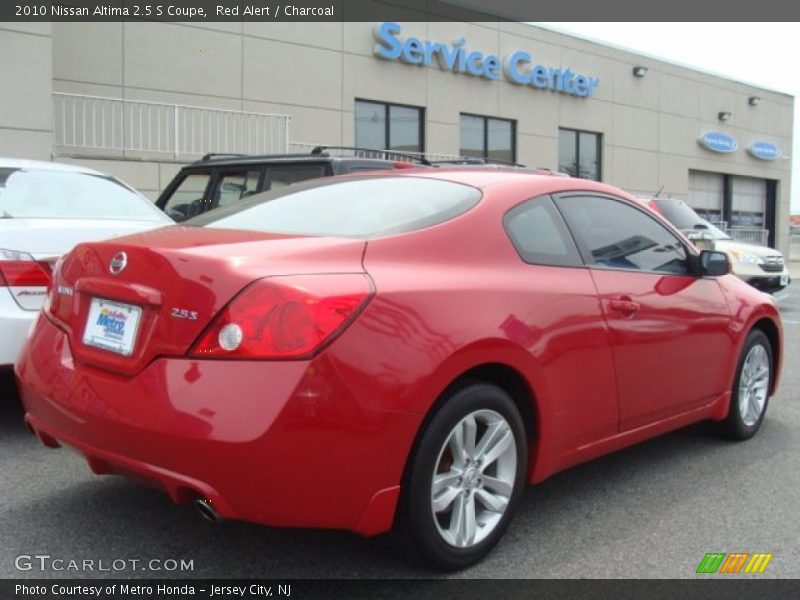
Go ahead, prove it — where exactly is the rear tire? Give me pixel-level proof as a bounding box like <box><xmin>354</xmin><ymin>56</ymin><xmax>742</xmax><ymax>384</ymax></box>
<box><xmin>393</xmin><ymin>382</ymin><xmax>528</xmax><ymax>570</ymax></box>
<box><xmin>716</xmin><ymin>329</ymin><xmax>773</xmax><ymax>440</ymax></box>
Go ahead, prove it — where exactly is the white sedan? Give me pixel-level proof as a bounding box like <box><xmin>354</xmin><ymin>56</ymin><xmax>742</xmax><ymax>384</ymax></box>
<box><xmin>0</xmin><ymin>158</ymin><xmax>172</xmax><ymax>368</ymax></box>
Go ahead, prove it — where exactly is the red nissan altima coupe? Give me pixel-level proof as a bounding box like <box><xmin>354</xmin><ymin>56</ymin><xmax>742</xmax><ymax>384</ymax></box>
<box><xmin>16</xmin><ymin>169</ymin><xmax>782</xmax><ymax>569</ymax></box>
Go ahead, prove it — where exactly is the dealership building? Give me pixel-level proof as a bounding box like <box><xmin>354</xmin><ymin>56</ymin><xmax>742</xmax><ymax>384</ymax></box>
<box><xmin>0</xmin><ymin>20</ymin><xmax>794</xmax><ymax>252</ymax></box>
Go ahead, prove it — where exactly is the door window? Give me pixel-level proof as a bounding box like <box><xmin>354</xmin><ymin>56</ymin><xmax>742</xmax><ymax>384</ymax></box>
<box><xmin>214</xmin><ymin>170</ymin><xmax>262</xmax><ymax>208</ymax></box>
<box><xmin>162</xmin><ymin>173</ymin><xmax>212</xmax><ymax>221</ymax></box>
<box><xmin>556</xmin><ymin>195</ymin><xmax>689</xmax><ymax>275</ymax></box>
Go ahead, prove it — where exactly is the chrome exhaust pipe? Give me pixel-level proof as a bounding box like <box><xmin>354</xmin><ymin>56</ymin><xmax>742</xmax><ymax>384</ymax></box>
<box><xmin>195</xmin><ymin>498</ymin><xmax>222</xmax><ymax>524</ymax></box>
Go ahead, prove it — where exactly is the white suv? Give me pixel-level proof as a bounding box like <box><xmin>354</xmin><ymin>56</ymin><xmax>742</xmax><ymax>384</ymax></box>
<box><xmin>643</xmin><ymin>196</ymin><xmax>790</xmax><ymax>293</ymax></box>
<box><xmin>1</xmin><ymin>158</ymin><xmax>172</xmax><ymax>369</ymax></box>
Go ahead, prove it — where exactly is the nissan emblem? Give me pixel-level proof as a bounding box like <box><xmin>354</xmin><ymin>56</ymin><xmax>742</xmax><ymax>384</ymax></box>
<box><xmin>109</xmin><ymin>252</ymin><xmax>128</xmax><ymax>275</ymax></box>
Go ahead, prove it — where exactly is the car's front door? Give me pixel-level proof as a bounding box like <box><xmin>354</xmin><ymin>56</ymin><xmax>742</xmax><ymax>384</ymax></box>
<box><xmin>504</xmin><ymin>196</ymin><xmax>619</xmax><ymax>453</ymax></box>
<box><xmin>555</xmin><ymin>193</ymin><xmax>733</xmax><ymax>431</ymax></box>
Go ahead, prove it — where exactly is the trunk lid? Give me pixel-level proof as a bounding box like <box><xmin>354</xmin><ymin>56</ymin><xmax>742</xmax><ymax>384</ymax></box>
<box><xmin>48</xmin><ymin>226</ymin><xmax>366</xmax><ymax>376</ymax></box>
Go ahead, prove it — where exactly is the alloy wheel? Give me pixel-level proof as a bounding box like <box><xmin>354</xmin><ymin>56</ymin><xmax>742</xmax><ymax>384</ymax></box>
<box><xmin>430</xmin><ymin>409</ymin><xmax>517</xmax><ymax>548</ymax></box>
<box><xmin>738</xmin><ymin>344</ymin><xmax>770</xmax><ymax>427</ymax></box>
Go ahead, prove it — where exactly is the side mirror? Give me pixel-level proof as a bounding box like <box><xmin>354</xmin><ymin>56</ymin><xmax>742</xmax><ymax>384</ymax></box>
<box><xmin>700</xmin><ymin>250</ymin><xmax>730</xmax><ymax>277</ymax></box>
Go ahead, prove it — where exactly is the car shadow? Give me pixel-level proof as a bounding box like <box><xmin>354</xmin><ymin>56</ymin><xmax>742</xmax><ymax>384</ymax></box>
<box><xmin>0</xmin><ymin>371</ymin><xmax>27</xmax><ymax>438</ymax></box>
<box><xmin>3</xmin><ymin>407</ymin><xmax>790</xmax><ymax>579</ymax></box>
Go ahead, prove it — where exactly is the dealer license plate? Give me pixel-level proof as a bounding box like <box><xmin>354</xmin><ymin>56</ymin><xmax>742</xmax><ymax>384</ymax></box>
<box><xmin>82</xmin><ymin>298</ymin><xmax>142</xmax><ymax>356</ymax></box>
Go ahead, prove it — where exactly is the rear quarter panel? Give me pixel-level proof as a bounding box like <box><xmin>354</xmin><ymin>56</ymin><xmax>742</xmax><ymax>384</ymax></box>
<box><xmin>343</xmin><ymin>180</ymin><xmax>621</xmax><ymax>482</ymax></box>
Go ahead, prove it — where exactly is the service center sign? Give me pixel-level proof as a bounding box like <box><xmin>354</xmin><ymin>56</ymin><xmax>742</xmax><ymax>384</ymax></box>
<box><xmin>373</xmin><ymin>22</ymin><xmax>600</xmax><ymax>98</ymax></box>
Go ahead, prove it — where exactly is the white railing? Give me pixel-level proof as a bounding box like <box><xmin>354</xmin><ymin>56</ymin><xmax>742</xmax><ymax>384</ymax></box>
<box><xmin>725</xmin><ymin>227</ymin><xmax>769</xmax><ymax>247</ymax></box>
<box><xmin>708</xmin><ymin>220</ymin><xmax>770</xmax><ymax>248</ymax></box>
<box><xmin>789</xmin><ymin>233</ymin><xmax>800</xmax><ymax>261</ymax></box>
<box><xmin>53</xmin><ymin>93</ymin><xmax>292</xmax><ymax>159</ymax></box>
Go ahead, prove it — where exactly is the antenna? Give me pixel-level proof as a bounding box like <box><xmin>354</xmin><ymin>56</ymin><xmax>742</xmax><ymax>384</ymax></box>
<box><xmin>654</xmin><ymin>185</ymin><xmax>665</xmax><ymax>198</ymax></box>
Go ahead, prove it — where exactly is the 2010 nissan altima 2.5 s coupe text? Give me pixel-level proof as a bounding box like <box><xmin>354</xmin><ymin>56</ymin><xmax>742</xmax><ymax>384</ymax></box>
<box><xmin>15</xmin><ymin>168</ymin><xmax>782</xmax><ymax>569</ymax></box>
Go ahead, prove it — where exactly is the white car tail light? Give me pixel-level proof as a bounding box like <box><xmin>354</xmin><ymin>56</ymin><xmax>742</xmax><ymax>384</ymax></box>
<box><xmin>0</xmin><ymin>249</ymin><xmax>52</xmax><ymax>311</ymax></box>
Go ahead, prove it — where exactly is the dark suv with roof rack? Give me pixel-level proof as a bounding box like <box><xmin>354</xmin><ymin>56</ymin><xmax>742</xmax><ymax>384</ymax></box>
<box><xmin>156</xmin><ymin>147</ymin><xmax>532</xmax><ymax>221</ymax></box>
<box><xmin>156</xmin><ymin>147</ymin><xmax>432</xmax><ymax>222</ymax></box>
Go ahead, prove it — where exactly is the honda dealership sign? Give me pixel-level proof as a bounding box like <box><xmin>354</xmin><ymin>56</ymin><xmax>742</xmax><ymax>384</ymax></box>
<box><xmin>747</xmin><ymin>141</ymin><xmax>782</xmax><ymax>160</ymax></box>
<box><xmin>698</xmin><ymin>132</ymin><xmax>739</xmax><ymax>153</ymax></box>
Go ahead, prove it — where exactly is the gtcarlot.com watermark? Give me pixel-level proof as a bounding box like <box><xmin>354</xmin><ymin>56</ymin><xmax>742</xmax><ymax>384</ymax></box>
<box><xmin>14</xmin><ymin>554</ymin><xmax>194</xmax><ymax>573</ymax></box>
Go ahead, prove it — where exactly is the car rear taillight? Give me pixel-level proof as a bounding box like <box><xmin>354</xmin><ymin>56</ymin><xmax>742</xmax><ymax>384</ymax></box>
<box><xmin>392</xmin><ymin>161</ymin><xmax>415</xmax><ymax>169</ymax></box>
<box><xmin>0</xmin><ymin>249</ymin><xmax>52</xmax><ymax>288</ymax></box>
<box><xmin>189</xmin><ymin>274</ymin><xmax>373</xmax><ymax>360</ymax></box>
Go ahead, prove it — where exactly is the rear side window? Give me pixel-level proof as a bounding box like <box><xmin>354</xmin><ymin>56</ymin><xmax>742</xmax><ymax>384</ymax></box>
<box><xmin>504</xmin><ymin>197</ymin><xmax>582</xmax><ymax>267</ymax></box>
<box><xmin>267</xmin><ymin>165</ymin><xmax>328</xmax><ymax>191</ymax></box>
<box><xmin>191</xmin><ymin>176</ymin><xmax>481</xmax><ymax>238</ymax></box>
<box><xmin>652</xmin><ymin>198</ymin><xmax>731</xmax><ymax>241</ymax></box>
<box><xmin>652</xmin><ymin>198</ymin><xmax>704</xmax><ymax>230</ymax></box>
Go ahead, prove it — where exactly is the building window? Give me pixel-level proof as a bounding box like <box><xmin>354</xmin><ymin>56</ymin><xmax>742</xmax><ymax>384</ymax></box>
<box><xmin>558</xmin><ymin>128</ymin><xmax>601</xmax><ymax>181</ymax></box>
<box><xmin>460</xmin><ymin>114</ymin><xmax>516</xmax><ymax>163</ymax></box>
<box><xmin>355</xmin><ymin>100</ymin><xmax>423</xmax><ymax>153</ymax></box>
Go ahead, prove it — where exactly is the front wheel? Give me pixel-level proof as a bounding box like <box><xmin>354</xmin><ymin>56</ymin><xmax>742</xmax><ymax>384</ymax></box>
<box><xmin>394</xmin><ymin>383</ymin><xmax>528</xmax><ymax>570</ymax></box>
<box><xmin>717</xmin><ymin>329</ymin><xmax>773</xmax><ymax>440</ymax></box>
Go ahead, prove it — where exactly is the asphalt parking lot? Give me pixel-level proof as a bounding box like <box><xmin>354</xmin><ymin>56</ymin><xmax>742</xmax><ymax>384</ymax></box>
<box><xmin>1</xmin><ymin>281</ymin><xmax>799</xmax><ymax>580</ymax></box>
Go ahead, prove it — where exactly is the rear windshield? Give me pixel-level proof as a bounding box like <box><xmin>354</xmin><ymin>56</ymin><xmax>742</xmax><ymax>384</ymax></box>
<box><xmin>653</xmin><ymin>199</ymin><xmax>730</xmax><ymax>240</ymax></box>
<box><xmin>190</xmin><ymin>176</ymin><xmax>482</xmax><ymax>238</ymax></box>
<box><xmin>0</xmin><ymin>168</ymin><xmax>170</xmax><ymax>222</ymax></box>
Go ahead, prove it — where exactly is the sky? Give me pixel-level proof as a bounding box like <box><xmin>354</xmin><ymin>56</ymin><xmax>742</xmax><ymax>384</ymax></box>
<box><xmin>537</xmin><ymin>22</ymin><xmax>800</xmax><ymax>214</ymax></box>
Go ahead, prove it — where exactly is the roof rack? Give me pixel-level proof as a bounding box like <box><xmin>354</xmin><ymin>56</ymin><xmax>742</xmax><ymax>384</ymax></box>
<box><xmin>529</xmin><ymin>167</ymin><xmax>570</xmax><ymax>177</ymax></box>
<box><xmin>310</xmin><ymin>145</ymin><xmax>431</xmax><ymax>166</ymax></box>
<box><xmin>429</xmin><ymin>157</ymin><xmax>526</xmax><ymax>168</ymax></box>
<box><xmin>200</xmin><ymin>153</ymin><xmax>248</xmax><ymax>161</ymax></box>
<box><xmin>198</xmin><ymin>152</ymin><xmax>333</xmax><ymax>163</ymax></box>
<box><xmin>199</xmin><ymin>147</ymin><xmax>544</xmax><ymax>171</ymax></box>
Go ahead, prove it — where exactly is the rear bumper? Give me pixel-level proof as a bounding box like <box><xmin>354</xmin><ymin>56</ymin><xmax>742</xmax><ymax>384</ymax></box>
<box><xmin>16</xmin><ymin>316</ymin><xmax>420</xmax><ymax>536</ymax></box>
<box><xmin>0</xmin><ymin>289</ymin><xmax>37</xmax><ymax>366</ymax></box>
